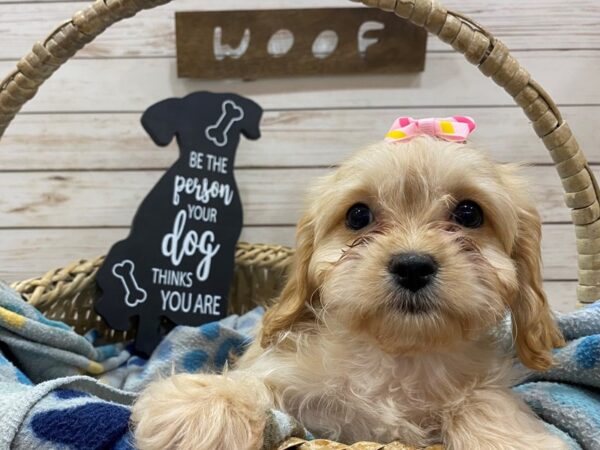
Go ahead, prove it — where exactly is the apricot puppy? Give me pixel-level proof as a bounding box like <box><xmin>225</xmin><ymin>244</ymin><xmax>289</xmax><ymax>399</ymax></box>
<box><xmin>132</xmin><ymin>134</ymin><xmax>566</xmax><ymax>450</ymax></box>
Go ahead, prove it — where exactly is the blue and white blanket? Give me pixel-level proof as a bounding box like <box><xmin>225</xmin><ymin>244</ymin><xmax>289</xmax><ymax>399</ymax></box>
<box><xmin>0</xmin><ymin>281</ymin><xmax>598</xmax><ymax>449</ymax></box>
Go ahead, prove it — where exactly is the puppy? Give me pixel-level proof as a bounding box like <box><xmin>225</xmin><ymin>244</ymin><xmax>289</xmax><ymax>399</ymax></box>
<box><xmin>132</xmin><ymin>134</ymin><xmax>567</xmax><ymax>450</ymax></box>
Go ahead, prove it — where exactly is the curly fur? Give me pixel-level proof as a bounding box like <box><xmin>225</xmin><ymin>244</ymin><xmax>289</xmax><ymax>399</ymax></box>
<box><xmin>133</xmin><ymin>137</ymin><xmax>566</xmax><ymax>449</ymax></box>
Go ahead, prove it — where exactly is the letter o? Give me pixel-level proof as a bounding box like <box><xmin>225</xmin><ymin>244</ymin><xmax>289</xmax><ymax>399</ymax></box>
<box><xmin>267</xmin><ymin>29</ymin><xmax>294</xmax><ymax>57</ymax></box>
<box><xmin>312</xmin><ymin>30</ymin><xmax>339</xmax><ymax>59</ymax></box>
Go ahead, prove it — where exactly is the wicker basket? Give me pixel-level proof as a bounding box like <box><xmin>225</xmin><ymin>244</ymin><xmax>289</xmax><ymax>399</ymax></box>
<box><xmin>1</xmin><ymin>0</ymin><xmax>599</xmax><ymax>448</ymax></box>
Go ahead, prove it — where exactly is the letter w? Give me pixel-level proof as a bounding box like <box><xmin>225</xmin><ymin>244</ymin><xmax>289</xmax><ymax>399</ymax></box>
<box><xmin>213</xmin><ymin>27</ymin><xmax>251</xmax><ymax>61</ymax></box>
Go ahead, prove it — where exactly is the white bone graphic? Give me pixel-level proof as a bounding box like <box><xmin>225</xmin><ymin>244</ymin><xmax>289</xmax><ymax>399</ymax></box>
<box><xmin>205</xmin><ymin>100</ymin><xmax>244</xmax><ymax>147</ymax></box>
<box><xmin>112</xmin><ymin>260</ymin><xmax>147</xmax><ymax>307</ymax></box>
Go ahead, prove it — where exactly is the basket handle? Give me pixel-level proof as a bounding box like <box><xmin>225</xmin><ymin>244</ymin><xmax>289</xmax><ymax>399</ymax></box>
<box><xmin>0</xmin><ymin>0</ymin><xmax>170</xmax><ymax>135</ymax></box>
<box><xmin>1</xmin><ymin>0</ymin><xmax>599</xmax><ymax>304</ymax></box>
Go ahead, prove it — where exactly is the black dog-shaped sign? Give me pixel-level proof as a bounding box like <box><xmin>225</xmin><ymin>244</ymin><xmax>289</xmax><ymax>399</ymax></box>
<box><xmin>96</xmin><ymin>92</ymin><xmax>263</xmax><ymax>355</ymax></box>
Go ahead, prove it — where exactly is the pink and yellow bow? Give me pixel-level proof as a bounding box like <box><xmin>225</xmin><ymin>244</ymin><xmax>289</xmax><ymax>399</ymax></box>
<box><xmin>385</xmin><ymin>116</ymin><xmax>477</xmax><ymax>143</ymax></box>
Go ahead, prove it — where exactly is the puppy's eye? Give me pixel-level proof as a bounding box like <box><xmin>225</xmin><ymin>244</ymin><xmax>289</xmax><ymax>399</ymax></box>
<box><xmin>452</xmin><ymin>200</ymin><xmax>483</xmax><ymax>228</ymax></box>
<box><xmin>346</xmin><ymin>203</ymin><xmax>374</xmax><ymax>230</ymax></box>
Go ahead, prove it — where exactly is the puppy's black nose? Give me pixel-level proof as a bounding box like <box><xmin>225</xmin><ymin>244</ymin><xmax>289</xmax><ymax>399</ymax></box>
<box><xmin>388</xmin><ymin>253</ymin><xmax>438</xmax><ymax>292</ymax></box>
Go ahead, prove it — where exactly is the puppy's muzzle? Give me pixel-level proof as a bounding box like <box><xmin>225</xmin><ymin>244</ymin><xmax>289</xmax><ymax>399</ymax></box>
<box><xmin>388</xmin><ymin>253</ymin><xmax>438</xmax><ymax>293</ymax></box>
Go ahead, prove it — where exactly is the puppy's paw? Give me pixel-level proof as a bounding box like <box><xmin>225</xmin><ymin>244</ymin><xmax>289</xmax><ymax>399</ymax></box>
<box><xmin>131</xmin><ymin>373</ymin><xmax>271</xmax><ymax>450</ymax></box>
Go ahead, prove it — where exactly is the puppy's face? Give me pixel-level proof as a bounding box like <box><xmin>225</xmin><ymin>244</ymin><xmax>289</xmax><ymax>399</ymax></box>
<box><xmin>262</xmin><ymin>137</ymin><xmax>564</xmax><ymax>370</ymax></box>
<box><xmin>313</xmin><ymin>137</ymin><xmax>521</xmax><ymax>355</ymax></box>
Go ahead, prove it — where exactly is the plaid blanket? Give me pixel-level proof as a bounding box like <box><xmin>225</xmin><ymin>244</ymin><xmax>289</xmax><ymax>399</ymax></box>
<box><xmin>0</xmin><ymin>281</ymin><xmax>597</xmax><ymax>449</ymax></box>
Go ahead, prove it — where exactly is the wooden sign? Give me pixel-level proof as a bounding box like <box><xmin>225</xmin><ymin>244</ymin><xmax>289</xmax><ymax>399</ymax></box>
<box><xmin>95</xmin><ymin>92</ymin><xmax>263</xmax><ymax>355</ymax></box>
<box><xmin>176</xmin><ymin>8</ymin><xmax>427</xmax><ymax>79</ymax></box>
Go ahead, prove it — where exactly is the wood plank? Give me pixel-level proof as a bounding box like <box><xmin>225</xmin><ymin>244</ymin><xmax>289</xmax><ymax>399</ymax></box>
<box><xmin>0</xmin><ymin>51</ymin><xmax>598</xmax><ymax>113</ymax></box>
<box><xmin>0</xmin><ymin>167</ymin><xmax>592</xmax><ymax>227</ymax></box>
<box><xmin>0</xmin><ymin>227</ymin><xmax>294</xmax><ymax>283</ymax></box>
<box><xmin>0</xmin><ymin>0</ymin><xmax>597</xmax><ymax>59</ymax></box>
<box><xmin>0</xmin><ymin>226</ymin><xmax>583</xmax><ymax>312</ymax></box>
<box><xmin>544</xmin><ymin>282</ymin><xmax>582</xmax><ymax>313</ymax></box>
<box><xmin>1</xmin><ymin>106</ymin><xmax>598</xmax><ymax>170</ymax></box>
<box><xmin>543</xmin><ymin>223</ymin><xmax>577</xmax><ymax>281</ymax></box>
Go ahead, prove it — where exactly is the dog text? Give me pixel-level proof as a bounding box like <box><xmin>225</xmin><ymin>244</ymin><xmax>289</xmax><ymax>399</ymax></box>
<box><xmin>161</xmin><ymin>210</ymin><xmax>221</xmax><ymax>282</ymax></box>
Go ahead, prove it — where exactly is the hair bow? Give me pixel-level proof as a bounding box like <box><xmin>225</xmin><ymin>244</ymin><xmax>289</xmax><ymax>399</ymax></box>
<box><xmin>385</xmin><ymin>116</ymin><xmax>476</xmax><ymax>143</ymax></box>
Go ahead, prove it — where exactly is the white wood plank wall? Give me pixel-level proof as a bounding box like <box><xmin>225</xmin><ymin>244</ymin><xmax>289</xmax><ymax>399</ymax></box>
<box><xmin>0</xmin><ymin>0</ymin><xmax>599</xmax><ymax>312</ymax></box>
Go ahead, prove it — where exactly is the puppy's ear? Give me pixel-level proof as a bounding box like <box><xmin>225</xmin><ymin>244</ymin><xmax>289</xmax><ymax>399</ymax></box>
<box><xmin>510</xmin><ymin>200</ymin><xmax>565</xmax><ymax>371</ymax></box>
<box><xmin>260</xmin><ymin>213</ymin><xmax>317</xmax><ymax>347</ymax></box>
